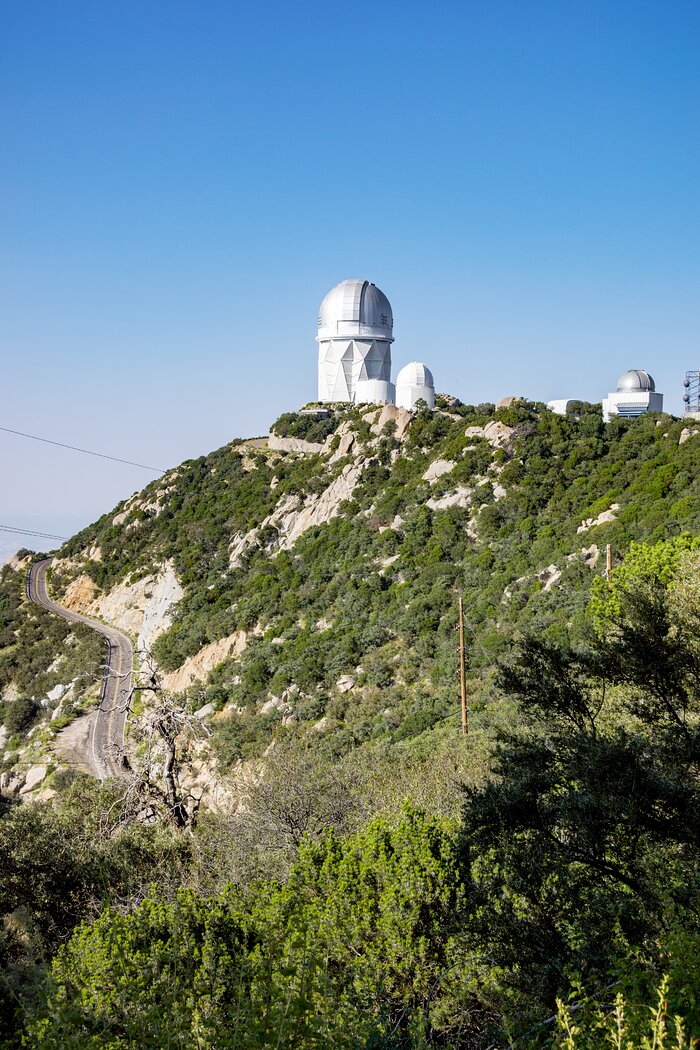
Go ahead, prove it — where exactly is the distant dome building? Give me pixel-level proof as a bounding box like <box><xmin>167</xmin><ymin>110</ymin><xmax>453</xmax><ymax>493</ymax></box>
<box><xmin>547</xmin><ymin>398</ymin><xmax>578</xmax><ymax>416</ymax></box>
<box><xmin>317</xmin><ymin>279</ymin><xmax>394</xmax><ymax>403</ymax></box>
<box><xmin>396</xmin><ymin>362</ymin><xmax>435</xmax><ymax>410</ymax></box>
<box><xmin>616</xmin><ymin>369</ymin><xmax>656</xmax><ymax>392</ymax></box>
<box><xmin>602</xmin><ymin>369</ymin><xmax>663</xmax><ymax>422</ymax></box>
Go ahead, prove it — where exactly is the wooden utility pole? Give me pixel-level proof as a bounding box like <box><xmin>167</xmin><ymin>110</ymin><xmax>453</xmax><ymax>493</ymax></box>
<box><xmin>458</xmin><ymin>597</ymin><xmax>468</xmax><ymax>736</ymax></box>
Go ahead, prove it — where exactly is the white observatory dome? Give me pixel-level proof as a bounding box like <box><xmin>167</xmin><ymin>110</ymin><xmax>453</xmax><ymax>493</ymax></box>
<box><xmin>602</xmin><ymin>368</ymin><xmax>663</xmax><ymax>421</ymax></box>
<box><xmin>396</xmin><ymin>360</ymin><xmax>435</xmax><ymax>411</ymax></box>
<box><xmin>617</xmin><ymin>369</ymin><xmax>655</xmax><ymax>392</ymax></box>
<box><xmin>396</xmin><ymin>362</ymin><xmax>434</xmax><ymax>389</ymax></box>
<box><xmin>318</xmin><ymin>279</ymin><xmax>393</xmax><ymax>340</ymax></box>
<box><xmin>316</xmin><ymin>279</ymin><xmax>394</xmax><ymax>403</ymax></box>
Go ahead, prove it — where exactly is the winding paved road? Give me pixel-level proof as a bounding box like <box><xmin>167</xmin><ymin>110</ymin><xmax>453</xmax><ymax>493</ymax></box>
<box><xmin>27</xmin><ymin>558</ymin><xmax>131</xmax><ymax>780</ymax></box>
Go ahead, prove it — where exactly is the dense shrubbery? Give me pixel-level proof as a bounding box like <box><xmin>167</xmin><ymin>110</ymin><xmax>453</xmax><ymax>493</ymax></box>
<box><xmin>26</xmin><ymin>810</ymin><xmax>469</xmax><ymax>1048</ymax></box>
<box><xmin>0</xmin><ymin>550</ymin><xmax>698</xmax><ymax>1046</ymax></box>
<box><xmin>270</xmin><ymin>409</ymin><xmax>342</xmax><ymax>444</ymax></box>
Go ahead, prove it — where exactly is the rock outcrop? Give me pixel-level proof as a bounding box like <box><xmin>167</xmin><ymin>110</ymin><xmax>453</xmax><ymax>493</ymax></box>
<box><xmin>62</xmin><ymin>574</ymin><xmax>98</xmax><ymax>611</ymax></box>
<box><xmin>368</xmin><ymin>403</ymin><xmax>413</xmax><ymax>441</ymax></box>
<box><xmin>138</xmin><ymin>564</ymin><xmax>184</xmax><ymax>651</ymax></box>
<box><xmin>577</xmin><ymin>504</ymin><xmax>620</xmax><ymax>534</ymax></box>
<box><xmin>230</xmin><ymin>459</ymin><xmax>366</xmax><ymax>565</ymax></box>
<box><xmin>267</xmin><ymin>434</ymin><xmax>325</xmax><ymax>454</ymax></box>
<box><xmin>427</xmin><ymin>487</ymin><xmax>473</xmax><ymax>510</ymax></box>
<box><xmin>423</xmin><ymin>459</ymin><xmax>455</xmax><ymax>483</ymax></box>
<box><xmin>61</xmin><ymin>561</ymin><xmax>183</xmax><ymax>650</ymax></box>
<box><xmin>161</xmin><ymin>631</ymin><xmax>248</xmax><ymax>693</ymax></box>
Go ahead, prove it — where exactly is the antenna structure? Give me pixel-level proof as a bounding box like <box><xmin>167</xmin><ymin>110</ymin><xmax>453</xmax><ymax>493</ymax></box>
<box><xmin>682</xmin><ymin>370</ymin><xmax>700</xmax><ymax>417</ymax></box>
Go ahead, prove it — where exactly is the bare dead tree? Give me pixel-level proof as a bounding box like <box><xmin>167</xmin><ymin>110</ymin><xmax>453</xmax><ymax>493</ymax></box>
<box><xmin>104</xmin><ymin>649</ymin><xmax>211</xmax><ymax>833</ymax></box>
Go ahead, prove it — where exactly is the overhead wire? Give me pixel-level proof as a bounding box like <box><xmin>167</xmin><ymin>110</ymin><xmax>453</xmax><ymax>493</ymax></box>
<box><xmin>0</xmin><ymin>524</ymin><xmax>68</xmax><ymax>542</ymax></box>
<box><xmin>0</xmin><ymin>424</ymin><xmax>166</xmax><ymax>473</ymax></box>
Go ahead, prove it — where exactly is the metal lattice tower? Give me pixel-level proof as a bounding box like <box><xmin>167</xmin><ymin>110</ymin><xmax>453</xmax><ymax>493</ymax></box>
<box><xmin>682</xmin><ymin>370</ymin><xmax>700</xmax><ymax>416</ymax></box>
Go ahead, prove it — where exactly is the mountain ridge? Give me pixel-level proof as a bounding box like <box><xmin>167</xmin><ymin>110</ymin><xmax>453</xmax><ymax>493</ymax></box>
<box><xmin>3</xmin><ymin>395</ymin><xmax>697</xmax><ymax>793</ymax></box>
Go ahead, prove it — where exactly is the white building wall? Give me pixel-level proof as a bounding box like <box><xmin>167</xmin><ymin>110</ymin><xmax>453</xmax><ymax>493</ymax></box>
<box><xmin>317</xmin><ymin>337</ymin><xmax>392</xmax><ymax>402</ymax></box>
<box><xmin>396</xmin><ymin>382</ymin><xmax>435</xmax><ymax>410</ymax></box>
<box><xmin>602</xmin><ymin>390</ymin><xmax>664</xmax><ymax>422</ymax></box>
<box><xmin>547</xmin><ymin>399</ymin><xmax>576</xmax><ymax>416</ymax></box>
<box><xmin>354</xmin><ymin>379</ymin><xmax>396</xmax><ymax>405</ymax></box>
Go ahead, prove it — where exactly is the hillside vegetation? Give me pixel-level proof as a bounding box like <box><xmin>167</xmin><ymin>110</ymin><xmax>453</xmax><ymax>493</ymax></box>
<box><xmin>48</xmin><ymin>399</ymin><xmax>700</xmax><ymax>766</ymax></box>
<box><xmin>1</xmin><ymin>398</ymin><xmax>699</xmax><ymax>1047</ymax></box>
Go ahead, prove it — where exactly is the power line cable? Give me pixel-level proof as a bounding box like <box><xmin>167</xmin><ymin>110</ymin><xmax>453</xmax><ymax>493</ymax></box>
<box><xmin>0</xmin><ymin>425</ymin><xmax>166</xmax><ymax>473</ymax></box>
<box><xmin>0</xmin><ymin>524</ymin><xmax>68</xmax><ymax>541</ymax></box>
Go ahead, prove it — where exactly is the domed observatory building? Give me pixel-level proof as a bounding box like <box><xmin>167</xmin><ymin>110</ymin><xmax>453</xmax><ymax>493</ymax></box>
<box><xmin>396</xmin><ymin>362</ymin><xmax>435</xmax><ymax>410</ymax></box>
<box><xmin>317</xmin><ymin>279</ymin><xmax>395</xmax><ymax>404</ymax></box>
<box><xmin>602</xmin><ymin>370</ymin><xmax>663</xmax><ymax>422</ymax></box>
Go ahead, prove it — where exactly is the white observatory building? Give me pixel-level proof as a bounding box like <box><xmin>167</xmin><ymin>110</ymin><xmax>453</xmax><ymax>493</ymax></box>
<box><xmin>316</xmin><ymin>278</ymin><xmax>436</xmax><ymax>408</ymax></box>
<box><xmin>396</xmin><ymin>362</ymin><xmax>435</xmax><ymax>410</ymax></box>
<box><xmin>602</xmin><ymin>369</ymin><xmax>663</xmax><ymax>422</ymax></box>
<box><xmin>317</xmin><ymin>279</ymin><xmax>395</xmax><ymax>403</ymax></box>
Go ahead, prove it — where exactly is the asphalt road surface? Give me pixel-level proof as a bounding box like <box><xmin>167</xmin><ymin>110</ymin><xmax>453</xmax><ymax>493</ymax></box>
<box><xmin>27</xmin><ymin>558</ymin><xmax>132</xmax><ymax>780</ymax></box>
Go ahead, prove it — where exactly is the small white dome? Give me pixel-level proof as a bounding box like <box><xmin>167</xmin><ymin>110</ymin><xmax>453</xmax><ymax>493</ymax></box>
<box><xmin>617</xmin><ymin>369</ymin><xmax>655</xmax><ymax>392</ymax></box>
<box><xmin>395</xmin><ymin>361</ymin><xmax>435</xmax><ymax>410</ymax></box>
<box><xmin>318</xmin><ymin>279</ymin><xmax>393</xmax><ymax>335</ymax></box>
<box><xmin>396</xmin><ymin>362</ymin><xmax>434</xmax><ymax>389</ymax></box>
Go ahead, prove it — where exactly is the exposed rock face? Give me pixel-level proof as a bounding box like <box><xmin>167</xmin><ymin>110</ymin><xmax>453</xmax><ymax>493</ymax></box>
<box><xmin>19</xmin><ymin>764</ymin><xmax>47</xmax><ymax>795</ymax></box>
<box><xmin>0</xmin><ymin>771</ymin><xmax>25</xmax><ymax>796</ymax></box>
<box><xmin>577</xmin><ymin>504</ymin><xmax>620</xmax><ymax>534</ymax></box>
<box><xmin>464</xmin><ymin>421</ymin><xmax>514</xmax><ymax>448</ymax></box>
<box><xmin>85</xmin><ymin>561</ymin><xmax>182</xmax><ymax>648</ymax></box>
<box><xmin>369</xmin><ymin>403</ymin><xmax>413</xmax><ymax>441</ymax></box>
<box><xmin>161</xmin><ymin>631</ymin><xmax>248</xmax><ymax>693</ymax></box>
<box><xmin>268</xmin><ymin>434</ymin><xmax>325</xmax><ymax>454</ymax></box>
<box><xmin>679</xmin><ymin>428</ymin><xmax>698</xmax><ymax>445</ymax></box>
<box><xmin>539</xmin><ymin>564</ymin><xmax>562</xmax><ymax>591</ymax></box>
<box><xmin>483</xmin><ymin>421</ymin><xmax>514</xmax><ymax>447</ymax></box>
<box><xmin>62</xmin><ymin>574</ymin><xmax>98</xmax><ymax>611</ymax></box>
<box><xmin>280</xmin><ymin>462</ymin><xmax>364</xmax><ymax>548</ymax></box>
<box><xmin>496</xmin><ymin>396</ymin><xmax>523</xmax><ymax>409</ymax></box>
<box><xmin>580</xmin><ymin>544</ymin><xmax>600</xmax><ymax>567</ymax></box>
<box><xmin>194</xmin><ymin>702</ymin><xmax>215</xmax><ymax>720</ymax></box>
<box><xmin>437</xmin><ymin>393</ymin><xmax>462</xmax><ymax>409</ymax></box>
<box><xmin>423</xmin><ymin>459</ymin><xmax>455</xmax><ymax>483</ymax></box>
<box><xmin>1</xmin><ymin>682</ymin><xmax>18</xmax><ymax>704</ymax></box>
<box><xmin>138</xmin><ymin>564</ymin><xmax>184</xmax><ymax>652</ymax></box>
<box><xmin>230</xmin><ymin>460</ymin><xmax>366</xmax><ymax>565</ymax></box>
<box><xmin>426</xmin><ymin>487</ymin><xmax>473</xmax><ymax>510</ymax></box>
<box><xmin>6</xmin><ymin>552</ymin><xmax>31</xmax><ymax>572</ymax></box>
<box><xmin>329</xmin><ymin>424</ymin><xmax>356</xmax><ymax>463</ymax></box>
<box><xmin>260</xmin><ymin>694</ymin><xmax>287</xmax><ymax>714</ymax></box>
<box><xmin>47</xmin><ymin>683</ymin><xmax>70</xmax><ymax>704</ymax></box>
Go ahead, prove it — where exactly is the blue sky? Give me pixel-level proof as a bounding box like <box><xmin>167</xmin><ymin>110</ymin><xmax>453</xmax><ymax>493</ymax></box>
<box><xmin>1</xmin><ymin>1</ymin><xmax>698</xmax><ymax>559</ymax></box>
